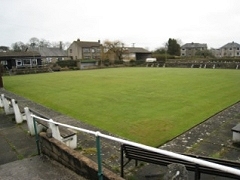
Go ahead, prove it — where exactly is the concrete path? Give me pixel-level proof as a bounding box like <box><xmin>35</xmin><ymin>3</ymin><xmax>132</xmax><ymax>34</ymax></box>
<box><xmin>0</xmin><ymin>109</ymin><xmax>86</xmax><ymax>180</ymax></box>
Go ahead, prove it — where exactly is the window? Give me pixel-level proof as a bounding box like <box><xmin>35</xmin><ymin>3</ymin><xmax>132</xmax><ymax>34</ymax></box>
<box><xmin>23</xmin><ymin>59</ymin><xmax>31</xmax><ymax>66</ymax></box>
<box><xmin>32</xmin><ymin>59</ymin><xmax>37</xmax><ymax>65</ymax></box>
<box><xmin>83</xmin><ymin>48</ymin><xmax>90</xmax><ymax>53</ymax></box>
<box><xmin>182</xmin><ymin>49</ymin><xmax>185</xmax><ymax>51</ymax></box>
<box><xmin>237</xmin><ymin>47</ymin><xmax>240</xmax><ymax>50</ymax></box>
<box><xmin>70</xmin><ymin>49</ymin><xmax>72</xmax><ymax>53</ymax></box>
<box><xmin>16</xmin><ymin>60</ymin><xmax>22</xmax><ymax>66</ymax></box>
<box><xmin>83</xmin><ymin>56</ymin><xmax>90</xmax><ymax>59</ymax></box>
<box><xmin>230</xmin><ymin>48</ymin><xmax>232</xmax><ymax>50</ymax></box>
<box><xmin>91</xmin><ymin>48</ymin><xmax>95</xmax><ymax>53</ymax></box>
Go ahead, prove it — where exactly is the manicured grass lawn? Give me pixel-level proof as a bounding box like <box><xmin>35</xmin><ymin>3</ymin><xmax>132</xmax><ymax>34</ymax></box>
<box><xmin>3</xmin><ymin>68</ymin><xmax>240</xmax><ymax>146</ymax></box>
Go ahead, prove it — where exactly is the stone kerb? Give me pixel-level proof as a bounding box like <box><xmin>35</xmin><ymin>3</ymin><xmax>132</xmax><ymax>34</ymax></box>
<box><xmin>39</xmin><ymin>132</ymin><xmax>124</xmax><ymax>180</ymax></box>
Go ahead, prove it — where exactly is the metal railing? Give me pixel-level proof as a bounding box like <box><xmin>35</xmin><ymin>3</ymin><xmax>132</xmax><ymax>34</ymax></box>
<box><xmin>31</xmin><ymin>114</ymin><xmax>240</xmax><ymax>180</ymax></box>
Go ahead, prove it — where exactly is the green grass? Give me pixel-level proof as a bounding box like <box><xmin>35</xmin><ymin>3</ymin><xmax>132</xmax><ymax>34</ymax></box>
<box><xmin>3</xmin><ymin>68</ymin><xmax>240</xmax><ymax>146</ymax></box>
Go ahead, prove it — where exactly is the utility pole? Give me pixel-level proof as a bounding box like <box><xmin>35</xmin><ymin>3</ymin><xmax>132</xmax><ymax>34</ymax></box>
<box><xmin>0</xmin><ymin>65</ymin><xmax>3</xmax><ymax>88</ymax></box>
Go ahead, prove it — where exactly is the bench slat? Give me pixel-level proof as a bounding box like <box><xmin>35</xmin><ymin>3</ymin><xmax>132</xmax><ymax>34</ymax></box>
<box><xmin>121</xmin><ymin>144</ymin><xmax>240</xmax><ymax>179</ymax></box>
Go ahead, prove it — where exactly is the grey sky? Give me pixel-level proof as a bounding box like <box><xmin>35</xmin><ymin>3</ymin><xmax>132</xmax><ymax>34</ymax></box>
<box><xmin>1</xmin><ymin>0</ymin><xmax>240</xmax><ymax>50</ymax></box>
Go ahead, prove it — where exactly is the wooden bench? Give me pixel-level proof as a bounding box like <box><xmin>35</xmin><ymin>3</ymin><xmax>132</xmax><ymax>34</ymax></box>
<box><xmin>121</xmin><ymin>144</ymin><xmax>240</xmax><ymax>179</ymax></box>
<box><xmin>24</xmin><ymin>107</ymin><xmax>77</xmax><ymax>149</ymax></box>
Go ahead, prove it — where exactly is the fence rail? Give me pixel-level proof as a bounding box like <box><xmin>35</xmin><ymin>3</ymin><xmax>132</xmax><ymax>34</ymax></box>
<box><xmin>31</xmin><ymin>114</ymin><xmax>240</xmax><ymax>179</ymax></box>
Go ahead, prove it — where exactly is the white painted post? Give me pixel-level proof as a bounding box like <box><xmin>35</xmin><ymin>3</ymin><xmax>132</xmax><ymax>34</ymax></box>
<box><xmin>24</xmin><ymin>107</ymin><xmax>44</xmax><ymax>135</ymax></box>
<box><xmin>0</xmin><ymin>94</ymin><xmax>3</xmax><ymax>108</ymax></box>
<box><xmin>1</xmin><ymin>94</ymin><xmax>14</xmax><ymax>115</ymax></box>
<box><xmin>24</xmin><ymin>107</ymin><xmax>35</xmax><ymax>135</ymax></box>
<box><xmin>62</xmin><ymin>134</ymin><xmax>77</xmax><ymax>149</ymax></box>
<box><xmin>11</xmin><ymin>99</ymin><xmax>23</xmax><ymax>124</ymax></box>
<box><xmin>48</xmin><ymin>119</ymin><xmax>62</xmax><ymax>141</ymax></box>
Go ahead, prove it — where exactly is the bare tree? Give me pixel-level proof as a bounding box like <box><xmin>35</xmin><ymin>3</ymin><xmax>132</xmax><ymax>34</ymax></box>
<box><xmin>29</xmin><ymin>37</ymin><xmax>40</xmax><ymax>47</ymax></box>
<box><xmin>39</xmin><ymin>38</ymin><xmax>51</xmax><ymax>47</ymax></box>
<box><xmin>103</xmin><ymin>40</ymin><xmax>126</xmax><ymax>61</ymax></box>
<box><xmin>11</xmin><ymin>41</ymin><xmax>27</xmax><ymax>51</ymax></box>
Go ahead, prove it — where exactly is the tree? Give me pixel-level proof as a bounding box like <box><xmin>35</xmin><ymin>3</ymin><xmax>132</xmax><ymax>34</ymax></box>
<box><xmin>167</xmin><ymin>38</ymin><xmax>180</xmax><ymax>56</ymax></box>
<box><xmin>195</xmin><ymin>49</ymin><xmax>214</xmax><ymax>58</ymax></box>
<box><xmin>103</xmin><ymin>40</ymin><xmax>126</xmax><ymax>61</ymax></box>
<box><xmin>153</xmin><ymin>47</ymin><xmax>167</xmax><ymax>54</ymax></box>
<box><xmin>39</xmin><ymin>38</ymin><xmax>50</xmax><ymax>47</ymax></box>
<box><xmin>11</xmin><ymin>41</ymin><xmax>27</xmax><ymax>51</ymax></box>
<box><xmin>0</xmin><ymin>46</ymin><xmax>10</xmax><ymax>52</ymax></box>
<box><xmin>29</xmin><ymin>37</ymin><xmax>40</xmax><ymax>47</ymax></box>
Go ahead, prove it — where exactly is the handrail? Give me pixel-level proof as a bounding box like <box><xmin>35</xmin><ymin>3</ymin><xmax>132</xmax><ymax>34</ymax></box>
<box><xmin>31</xmin><ymin>114</ymin><xmax>240</xmax><ymax>178</ymax></box>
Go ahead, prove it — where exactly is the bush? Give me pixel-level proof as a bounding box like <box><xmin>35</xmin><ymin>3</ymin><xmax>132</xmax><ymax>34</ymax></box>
<box><xmin>57</xmin><ymin>60</ymin><xmax>77</xmax><ymax>68</ymax></box>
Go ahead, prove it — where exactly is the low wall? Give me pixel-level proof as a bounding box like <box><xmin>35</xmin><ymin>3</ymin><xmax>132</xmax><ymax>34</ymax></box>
<box><xmin>39</xmin><ymin>132</ymin><xmax>124</xmax><ymax>180</ymax></box>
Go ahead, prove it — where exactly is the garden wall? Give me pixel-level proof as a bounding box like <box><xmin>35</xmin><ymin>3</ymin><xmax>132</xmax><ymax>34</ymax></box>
<box><xmin>39</xmin><ymin>132</ymin><xmax>124</xmax><ymax>180</ymax></box>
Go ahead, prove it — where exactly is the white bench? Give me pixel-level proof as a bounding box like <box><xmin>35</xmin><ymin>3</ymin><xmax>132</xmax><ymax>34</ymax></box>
<box><xmin>24</xmin><ymin>107</ymin><xmax>77</xmax><ymax>149</ymax></box>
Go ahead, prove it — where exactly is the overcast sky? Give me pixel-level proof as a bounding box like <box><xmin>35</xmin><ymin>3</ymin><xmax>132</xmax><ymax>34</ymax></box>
<box><xmin>1</xmin><ymin>0</ymin><xmax>240</xmax><ymax>50</ymax></box>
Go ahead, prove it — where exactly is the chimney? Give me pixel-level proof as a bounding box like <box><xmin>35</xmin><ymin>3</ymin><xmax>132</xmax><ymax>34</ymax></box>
<box><xmin>60</xmin><ymin>41</ymin><xmax>62</xmax><ymax>50</ymax></box>
<box><xmin>98</xmin><ymin>40</ymin><xmax>100</xmax><ymax>43</ymax></box>
<box><xmin>77</xmin><ymin>38</ymin><xmax>80</xmax><ymax>41</ymax></box>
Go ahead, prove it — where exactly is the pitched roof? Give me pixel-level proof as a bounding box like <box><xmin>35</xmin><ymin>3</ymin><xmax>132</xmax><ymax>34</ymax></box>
<box><xmin>29</xmin><ymin>47</ymin><xmax>67</xmax><ymax>57</ymax></box>
<box><xmin>181</xmin><ymin>43</ymin><xmax>207</xmax><ymax>48</ymax></box>
<box><xmin>125</xmin><ymin>47</ymin><xmax>150</xmax><ymax>53</ymax></box>
<box><xmin>220</xmin><ymin>41</ymin><xmax>240</xmax><ymax>49</ymax></box>
<box><xmin>74</xmin><ymin>40</ymin><xmax>101</xmax><ymax>48</ymax></box>
<box><xmin>0</xmin><ymin>51</ymin><xmax>41</xmax><ymax>60</ymax></box>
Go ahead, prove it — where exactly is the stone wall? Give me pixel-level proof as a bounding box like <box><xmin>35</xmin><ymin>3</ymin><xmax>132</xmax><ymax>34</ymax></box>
<box><xmin>39</xmin><ymin>132</ymin><xmax>124</xmax><ymax>180</ymax></box>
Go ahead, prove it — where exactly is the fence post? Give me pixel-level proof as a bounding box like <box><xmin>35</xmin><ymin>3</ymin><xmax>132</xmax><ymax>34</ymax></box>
<box><xmin>96</xmin><ymin>132</ymin><xmax>103</xmax><ymax>180</ymax></box>
<box><xmin>33</xmin><ymin>117</ymin><xmax>40</xmax><ymax>155</ymax></box>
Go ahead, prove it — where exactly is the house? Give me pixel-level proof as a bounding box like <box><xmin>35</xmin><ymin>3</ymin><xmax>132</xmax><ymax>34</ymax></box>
<box><xmin>210</xmin><ymin>48</ymin><xmax>221</xmax><ymax>58</ymax></box>
<box><xmin>28</xmin><ymin>45</ymin><xmax>69</xmax><ymax>64</ymax></box>
<box><xmin>122</xmin><ymin>47</ymin><xmax>151</xmax><ymax>61</ymax></box>
<box><xmin>219</xmin><ymin>41</ymin><xmax>240</xmax><ymax>57</ymax></box>
<box><xmin>181</xmin><ymin>42</ymin><xmax>207</xmax><ymax>57</ymax></box>
<box><xmin>67</xmin><ymin>39</ymin><xmax>102</xmax><ymax>60</ymax></box>
<box><xmin>0</xmin><ymin>51</ymin><xmax>41</xmax><ymax>70</ymax></box>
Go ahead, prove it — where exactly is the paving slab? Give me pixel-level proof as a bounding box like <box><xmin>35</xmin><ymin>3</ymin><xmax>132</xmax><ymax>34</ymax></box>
<box><xmin>0</xmin><ymin>156</ymin><xmax>85</xmax><ymax>180</ymax></box>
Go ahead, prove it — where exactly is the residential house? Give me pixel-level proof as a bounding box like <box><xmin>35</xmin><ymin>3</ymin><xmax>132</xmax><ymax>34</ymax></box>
<box><xmin>67</xmin><ymin>39</ymin><xmax>102</xmax><ymax>60</ymax></box>
<box><xmin>181</xmin><ymin>42</ymin><xmax>207</xmax><ymax>57</ymax></box>
<box><xmin>219</xmin><ymin>41</ymin><xmax>240</xmax><ymax>57</ymax></box>
<box><xmin>0</xmin><ymin>51</ymin><xmax>41</xmax><ymax>70</ymax></box>
<box><xmin>210</xmin><ymin>48</ymin><xmax>221</xmax><ymax>58</ymax></box>
<box><xmin>122</xmin><ymin>47</ymin><xmax>151</xmax><ymax>61</ymax></box>
<box><xmin>29</xmin><ymin>45</ymin><xmax>69</xmax><ymax>64</ymax></box>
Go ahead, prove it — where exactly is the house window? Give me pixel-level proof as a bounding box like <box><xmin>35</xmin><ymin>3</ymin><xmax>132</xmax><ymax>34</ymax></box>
<box><xmin>70</xmin><ymin>49</ymin><xmax>72</xmax><ymax>53</ymax></box>
<box><xmin>230</xmin><ymin>48</ymin><xmax>232</xmax><ymax>50</ymax></box>
<box><xmin>83</xmin><ymin>48</ymin><xmax>90</xmax><ymax>53</ymax></box>
<box><xmin>23</xmin><ymin>59</ymin><xmax>31</xmax><ymax>66</ymax></box>
<box><xmin>237</xmin><ymin>52</ymin><xmax>239</xmax><ymax>56</ymax></box>
<box><xmin>32</xmin><ymin>59</ymin><xmax>37</xmax><ymax>66</ymax></box>
<box><xmin>237</xmin><ymin>47</ymin><xmax>240</xmax><ymax>50</ymax></box>
<box><xmin>182</xmin><ymin>49</ymin><xmax>185</xmax><ymax>51</ymax></box>
<box><xmin>91</xmin><ymin>48</ymin><xmax>95</xmax><ymax>53</ymax></box>
<box><xmin>83</xmin><ymin>56</ymin><xmax>90</xmax><ymax>59</ymax></box>
<box><xmin>16</xmin><ymin>60</ymin><xmax>22</xmax><ymax>66</ymax></box>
